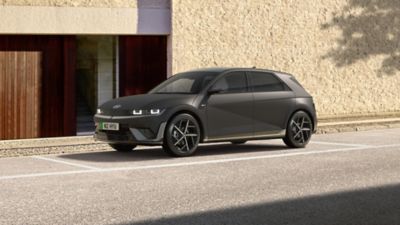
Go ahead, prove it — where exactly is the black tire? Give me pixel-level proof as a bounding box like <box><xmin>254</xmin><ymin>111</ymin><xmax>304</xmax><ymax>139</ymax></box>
<box><xmin>163</xmin><ymin>114</ymin><xmax>201</xmax><ymax>157</ymax></box>
<box><xmin>283</xmin><ymin>111</ymin><xmax>313</xmax><ymax>148</ymax></box>
<box><xmin>109</xmin><ymin>144</ymin><xmax>137</xmax><ymax>152</ymax></box>
<box><xmin>231</xmin><ymin>140</ymin><xmax>247</xmax><ymax>144</ymax></box>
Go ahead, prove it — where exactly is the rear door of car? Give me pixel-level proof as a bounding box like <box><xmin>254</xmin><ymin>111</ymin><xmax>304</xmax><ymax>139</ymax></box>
<box><xmin>248</xmin><ymin>71</ymin><xmax>295</xmax><ymax>135</ymax></box>
<box><xmin>205</xmin><ymin>71</ymin><xmax>253</xmax><ymax>140</ymax></box>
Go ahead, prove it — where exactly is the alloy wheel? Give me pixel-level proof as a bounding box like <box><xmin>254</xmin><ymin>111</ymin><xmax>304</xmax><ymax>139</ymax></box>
<box><xmin>289</xmin><ymin>114</ymin><xmax>312</xmax><ymax>144</ymax></box>
<box><xmin>163</xmin><ymin>114</ymin><xmax>201</xmax><ymax>157</ymax></box>
<box><xmin>171</xmin><ymin>119</ymin><xmax>199</xmax><ymax>152</ymax></box>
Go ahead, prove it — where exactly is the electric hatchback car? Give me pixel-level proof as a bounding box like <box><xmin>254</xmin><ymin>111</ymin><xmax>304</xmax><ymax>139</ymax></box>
<box><xmin>94</xmin><ymin>68</ymin><xmax>317</xmax><ymax>157</ymax></box>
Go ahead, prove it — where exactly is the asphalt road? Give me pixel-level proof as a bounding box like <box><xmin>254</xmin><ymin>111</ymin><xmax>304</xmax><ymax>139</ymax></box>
<box><xmin>1</xmin><ymin>128</ymin><xmax>400</xmax><ymax>225</ymax></box>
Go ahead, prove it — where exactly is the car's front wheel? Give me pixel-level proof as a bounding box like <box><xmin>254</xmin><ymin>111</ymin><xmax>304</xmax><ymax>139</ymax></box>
<box><xmin>283</xmin><ymin>111</ymin><xmax>313</xmax><ymax>148</ymax></box>
<box><xmin>109</xmin><ymin>144</ymin><xmax>137</xmax><ymax>152</ymax></box>
<box><xmin>163</xmin><ymin>114</ymin><xmax>201</xmax><ymax>157</ymax></box>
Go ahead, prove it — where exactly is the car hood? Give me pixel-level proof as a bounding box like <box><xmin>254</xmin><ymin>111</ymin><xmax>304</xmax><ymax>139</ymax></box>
<box><xmin>99</xmin><ymin>94</ymin><xmax>197</xmax><ymax>116</ymax></box>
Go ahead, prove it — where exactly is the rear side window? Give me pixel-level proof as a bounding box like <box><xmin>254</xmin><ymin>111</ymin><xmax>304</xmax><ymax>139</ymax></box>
<box><xmin>290</xmin><ymin>77</ymin><xmax>304</xmax><ymax>88</ymax></box>
<box><xmin>212</xmin><ymin>72</ymin><xmax>247</xmax><ymax>93</ymax></box>
<box><xmin>249</xmin><ymin>72</ymin><xmax>287</xmax><ymax>92</ymax></box>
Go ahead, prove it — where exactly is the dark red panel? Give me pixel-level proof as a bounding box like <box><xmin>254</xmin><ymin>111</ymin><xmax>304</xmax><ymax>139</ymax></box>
<box><xmin>119</xmin><ymin>36</ymin><xmax>167</xmax><ymax>96</ymax></box>
<box><xmin>62</xmin><ymin>37</ymin><xmax>77</xmax><ymax>136</ymax></box>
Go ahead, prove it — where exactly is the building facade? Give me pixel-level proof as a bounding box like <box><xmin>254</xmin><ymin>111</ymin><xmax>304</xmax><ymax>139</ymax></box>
<box><xmin>0</xmin><ymin>0</ymin><xmax>399</xmax><ymax>140</ymax></box>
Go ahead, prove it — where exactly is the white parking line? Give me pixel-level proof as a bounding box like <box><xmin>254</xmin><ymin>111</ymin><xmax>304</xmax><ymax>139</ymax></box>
<box><xmin>310</xmin><ymin>141</ymin><xmax>369</xmax><ymax>147</ymax></box>
<box><xmin>1</xmin><ymin>143</ymin><xmax>399</xmax><ymax>181</ymax></box>
<box><xmin>32</xmin><ymin>156</ymin><xmax>100</xmax><ymax>170</ymax></box>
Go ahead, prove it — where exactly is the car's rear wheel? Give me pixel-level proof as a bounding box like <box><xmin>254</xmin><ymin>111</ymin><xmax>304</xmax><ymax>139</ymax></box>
<box><xmin>163</xmin><ymin>114</ymin><xmax>200</xmax><ymax>157</ymax></box>
<box><xmin>109</xmin><ymin>144</ymin><xmax>137</xmax><ymax>152</ymax></box>
<box><xmin>231</xmin><ymin>140</ymin><xmax>247</xmax><ymax>144</ymax></box>
<box><xmin>283</xmin><ymin>111</ymin><xmax>313</xmax><ymax>148</ymax></box>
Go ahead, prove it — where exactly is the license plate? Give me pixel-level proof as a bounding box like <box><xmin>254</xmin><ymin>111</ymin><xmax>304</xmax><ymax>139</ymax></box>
<box><xmin>100</xmin><ymin>122</ymin><xmax>119</xmax><ymax>131</ymax></box>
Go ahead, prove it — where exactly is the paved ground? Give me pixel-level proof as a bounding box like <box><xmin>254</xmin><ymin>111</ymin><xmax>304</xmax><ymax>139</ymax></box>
<box><xmin>1</xmin><ymin>128</ymin><xmax>400</xmax><ymax>225</ymax></box>
<box><xmin>2</xmin><ymin>117</ymin><xmax>400</xmax><ymax>158</ymax></box>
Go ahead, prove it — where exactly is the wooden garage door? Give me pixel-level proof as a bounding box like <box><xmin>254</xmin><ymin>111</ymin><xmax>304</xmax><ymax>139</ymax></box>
<box><xmin>0</xmin><ymin>36</ymin><xmax>76</xmax><ymax>140</ymax></box>
<box><xmin>0</xmin><ymin>52</ymin><xmax>41</xmax><ymax>139</ymax></box>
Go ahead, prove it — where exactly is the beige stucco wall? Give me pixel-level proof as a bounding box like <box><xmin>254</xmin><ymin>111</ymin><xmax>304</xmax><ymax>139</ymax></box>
<box><xmin>0</xmin><ymin>0</ymin><xmax>170</xmax><ymax>34</ymax></box>
<box><xmin>171</xmin><ymin>0</ymin><xmax>400</xmax><ymax>119</ymax></box>
<box><xmin>0</xmin><ymin>0</ymin><xmax>169</xmax><ymax>8</ymax></box>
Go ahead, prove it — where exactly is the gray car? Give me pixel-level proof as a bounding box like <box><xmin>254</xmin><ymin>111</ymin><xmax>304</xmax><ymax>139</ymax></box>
<box><xmin>94</xmin><ymin>68</ymin><xmax>317</xmax><ymax>157</ymax></box>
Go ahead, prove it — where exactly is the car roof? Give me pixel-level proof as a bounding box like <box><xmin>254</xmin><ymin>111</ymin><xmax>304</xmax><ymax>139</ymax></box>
<box><xmin>188</xmin><ymin>67</ymin><xmax>292</xmax><ymax>76</ymax></box>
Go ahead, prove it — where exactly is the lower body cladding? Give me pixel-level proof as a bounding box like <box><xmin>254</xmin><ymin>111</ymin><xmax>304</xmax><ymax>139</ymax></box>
<box><xmin>94</xmin><ymin>114</ymin><xmax>167</xmax><ymax>145</ymax></box>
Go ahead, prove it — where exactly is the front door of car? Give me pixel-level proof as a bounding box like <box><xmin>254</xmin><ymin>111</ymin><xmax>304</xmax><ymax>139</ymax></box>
<box><xmin>205</xmin><ymin>72</ymin><xmax>253</xmax><ymax>140</ymax></box>
<box><xmin>249</xmin><ymin>71</ymin><xmax>295</xmax><ymax>135</ymax></box>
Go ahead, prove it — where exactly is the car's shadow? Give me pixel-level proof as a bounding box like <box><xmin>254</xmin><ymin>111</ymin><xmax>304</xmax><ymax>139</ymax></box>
<box><xmin>113</xmin><ymin>183</ymin><xmax>400</xmax><ymax>225</ymax></box>
<box><xmin>59</xmin><ymin>143</ymin><xmax>288</xmax><ymax>163</ymax></box>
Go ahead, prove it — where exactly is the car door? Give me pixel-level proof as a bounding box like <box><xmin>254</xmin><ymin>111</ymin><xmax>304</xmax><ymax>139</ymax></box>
<box><xmin>249</xmin><ymin>71</ymin><xmax>295</xmax><ymax>136</ymax></box>
<box><xmin>205</xmin><ymin>71</ymin><xmax>253</xmax><ymax>140</ymax></box>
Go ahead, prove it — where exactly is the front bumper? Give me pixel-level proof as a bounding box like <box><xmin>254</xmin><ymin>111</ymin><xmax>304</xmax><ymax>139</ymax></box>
<box><xmin>93</xmin><ymin>114</ymin><xmax>167</xmax><ymax>145</ymax></box>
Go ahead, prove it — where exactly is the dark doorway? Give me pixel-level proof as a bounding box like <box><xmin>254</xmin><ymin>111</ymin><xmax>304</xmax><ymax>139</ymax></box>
<box><xmin>119</xmin><ymin>36</ymin><xmax>167</xmax><ymax>96</ymax></box>
<box><xmin>74</xmin><ymin>35</ymin><xmax>167</xmax><ymax>135</ymax></box>
<box><xmin>75</xmin><ymin>36</ymin><xmax>117</xmax><ymax>135</ymax></box>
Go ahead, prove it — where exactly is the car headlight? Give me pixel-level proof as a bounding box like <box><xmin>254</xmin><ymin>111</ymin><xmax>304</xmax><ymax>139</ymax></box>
<box><xmin>150</xmin><ymin>109</ymin><xmax>161</xmax><ymax>115</ymax></box>
<box><xmin>96</xmin><ymin>108</ymin><xmax>102</xmax><ymax>114</ymax></box>
<box><xmin>133</xmin><ymin>109</ymin><xmax>143</xmax><ymax>115</ymax></box>
<box><xmin>132</xmin><ymin>109</ymin><xmax>165</xmax><ymax>116</ymax></box>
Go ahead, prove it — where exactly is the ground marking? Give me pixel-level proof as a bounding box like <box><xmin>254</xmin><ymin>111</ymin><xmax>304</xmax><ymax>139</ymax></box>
<box><xmin>1</xmin><ymin>143</ymin><xmax>400</xmax><ymax>181</ymax></box>
<box><xmin>32</xmin><ymin>155</ymin><xmax>100</xmax><ymax>170</ymax></box>
<box><xmin>310</xmin><ymin>141</ymin><xmax>369</xmax><ymax>147</ymax></box>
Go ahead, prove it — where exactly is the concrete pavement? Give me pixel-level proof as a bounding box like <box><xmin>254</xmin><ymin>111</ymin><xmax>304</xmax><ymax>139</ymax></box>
<box><xmin>0</xmin><ymin>128</ymin><xmax>400</xmax><ymax>225</ymax></box>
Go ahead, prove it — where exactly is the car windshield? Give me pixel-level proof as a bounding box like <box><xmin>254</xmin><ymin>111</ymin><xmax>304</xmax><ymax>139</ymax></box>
<box><xmin>149</xmin><ymin>71</ymin><xmax>219</xmax><ymax>94</ymax></box>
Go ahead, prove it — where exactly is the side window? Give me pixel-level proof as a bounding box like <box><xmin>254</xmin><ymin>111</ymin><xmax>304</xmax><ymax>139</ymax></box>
<box><xmin>249</xmin><ymin>72</ymin><xmax>287</xmax><ymax>92</ymax></box>
<box><xmin>212</xmin><ymin>72</ymin><xmax>247</xmax><ymax>93</ymax></box>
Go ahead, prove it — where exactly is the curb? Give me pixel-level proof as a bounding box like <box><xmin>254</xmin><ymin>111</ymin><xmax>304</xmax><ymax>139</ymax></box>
<box><xmin>1</xmin><ymin>117</ymin><xmax>400</xmax><ymax>158</ymax></box>
<box><xmin>317</xmin><ymin>118</ymin><xmax>400</xmax><ymax>134</ymax></box>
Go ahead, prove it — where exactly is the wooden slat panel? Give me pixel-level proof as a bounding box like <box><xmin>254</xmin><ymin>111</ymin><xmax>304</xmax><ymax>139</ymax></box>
<box><xmin>0</xmin><ymin>51</ymin><xmax>41</xmax><ymax>140</ymax></box>
<box><xmin>27</xmin><ymin>52</ymin><xmax>41</xmax><ymax>138</ymax></box>
<box><xmin>6</xmin><ymin>52</ymin><xmax>12</xmax><ymax>138</ymax></box>
<box><xmin>0</xmin><ymin>52</ymin><xmax>4</xmax><ymax>139</ymax></box>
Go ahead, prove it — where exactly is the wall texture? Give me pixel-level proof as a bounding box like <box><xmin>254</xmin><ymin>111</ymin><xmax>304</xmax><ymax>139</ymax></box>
<box><xmin>0</xmin><ymin>0</ymin><xmax>169</xmax><ymax>8</ymax></box>
<box><xmin>171</xmin><ymin>0</ymin><xmax>400</xmax><ymax>119</ymax></box>
<box><xmin>0</xmin><ymin>0</ymin><xmax>170</xmax><ymax>34</ymax></box>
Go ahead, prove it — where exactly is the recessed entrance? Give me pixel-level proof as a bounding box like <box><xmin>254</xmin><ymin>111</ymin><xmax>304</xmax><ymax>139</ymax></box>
<box><xmin>75</xmin><ymin>36</ymin><xmax>118</xmax><ymax>135</ymax></box>
<box><xmin>75</xmin><ymin>35</ymin><xmax>168</xmax><ymax>135</ymax></box>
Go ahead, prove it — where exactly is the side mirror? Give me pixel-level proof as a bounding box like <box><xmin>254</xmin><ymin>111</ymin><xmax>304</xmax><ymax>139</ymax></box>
<box><xmin>207</xmin><ymin>88</ymin><xmax>223</xmax><ymax>95</ymax></box>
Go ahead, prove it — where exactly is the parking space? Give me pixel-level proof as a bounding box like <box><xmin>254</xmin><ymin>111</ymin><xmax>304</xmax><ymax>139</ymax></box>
<box><xmin>0</xmin><ymin>128</ymin><xmax>397</xmax><ymax>181</ymax></box>
<box><xmin>1</xmin><ymin>128</ymin><xmax>400</xmax><ymax>225</ymax></box>
<box><xmin>0</xmin><ymin>156</ymin><xmax>79</xmax><ymax>177</ymax></box>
